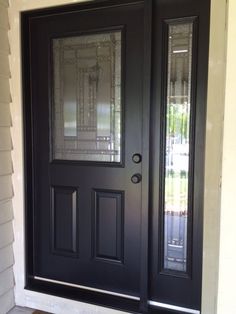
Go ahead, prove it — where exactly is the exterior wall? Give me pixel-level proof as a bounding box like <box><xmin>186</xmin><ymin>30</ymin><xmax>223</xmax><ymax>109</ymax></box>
<box><xmin>217</xmin><ymin>0</ymin><xmax>236</xmax><ymax>313</ymax></box>
<box><xmin>201</xmin><ymin>0</ymin><xmax>227</xmax><ymax>313</ymax></box>
<box><xmin>0</xmin><ymin>0</ymin><xmax>15</xmax><ymax>313</ymax></box>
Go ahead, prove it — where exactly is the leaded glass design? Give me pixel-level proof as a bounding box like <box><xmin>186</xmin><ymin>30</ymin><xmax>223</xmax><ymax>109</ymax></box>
<box><xmin>163</xmin><ymin>22</ymin><xmax>193</xmax><ymax>272</ymax></box>
<box><xmin>52</xmin><ymin>31</ymin><xmax>122</xmax><ymax>162</ymax></box>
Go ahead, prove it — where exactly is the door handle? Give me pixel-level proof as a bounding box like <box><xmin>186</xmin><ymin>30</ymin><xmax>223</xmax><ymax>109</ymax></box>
<box><xmin>132</xmin><ymin>153</ymin><xmax>142</xmax><ymax>163</ymax></box>
<box><xmin>131</xmin><ymin>173</ymin><xmax>142</xmax><ymax>184</ymax></box>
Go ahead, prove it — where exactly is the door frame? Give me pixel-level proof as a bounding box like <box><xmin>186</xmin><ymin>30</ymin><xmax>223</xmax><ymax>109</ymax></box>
<box><xmin>22</xmin><ymin>0</ymin><xmax>153</xmax><ymax>313</ymax></box>
<box><xmin>19</xmin><ymin>0</ymin><xmax>210</xmax><ymax>313</ymax></box>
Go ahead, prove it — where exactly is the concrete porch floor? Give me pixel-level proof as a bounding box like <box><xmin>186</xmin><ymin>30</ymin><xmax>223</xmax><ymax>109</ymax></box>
<box><xmin>8</xmin><ymin>307</ymin><xmax>48</xmax><ymax>314</ymax></box>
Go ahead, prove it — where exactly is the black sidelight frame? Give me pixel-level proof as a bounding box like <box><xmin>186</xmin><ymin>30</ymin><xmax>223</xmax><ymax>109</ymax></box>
<box><xmin>22</xmin><ymin>0</ymin><xmax>210</xmax><ymax>313</ymax></box>
<box><xmin>159</xmin><ymin>16</ymin><xmax>199</xmax><ymax>279</ymax></box>
<box><xmin>149</xmin><ymin>0</ymin><xmax>210</xmax><ymax>311</ymax></box>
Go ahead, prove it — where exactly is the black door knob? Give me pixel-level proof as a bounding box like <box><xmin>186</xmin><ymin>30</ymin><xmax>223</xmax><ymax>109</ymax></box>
<box><xmin>132</xmin><ymin>153</ymin><xmax>142</xmax><ymax>163</ymax></box>
<box><xmin>131</xmin><ymin>173</ymin><xmax>142</xmax><ymax>184</ymax></box>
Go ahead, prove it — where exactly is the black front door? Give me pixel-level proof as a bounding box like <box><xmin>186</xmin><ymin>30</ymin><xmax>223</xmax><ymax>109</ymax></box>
<box><xmin>23</xmin><ymin>0</ymin><xmax>210</xmax><ymax>313</ymax></box>
<box><xmin>27</xmin><ymin>1</ymin><xmax>145</xmax><ymax>299</ymax></box>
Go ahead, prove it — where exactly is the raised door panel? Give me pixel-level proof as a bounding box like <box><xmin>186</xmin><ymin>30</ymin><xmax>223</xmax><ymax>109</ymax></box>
<box><xmin>93</xmin><ymin>190</ymin><xmax>124</xmax><ymax>263</ymax></box>
<box><xmin>51</xmin><ymin>186</ymin><xmax>78</xmax><ymax>256</ymax></box>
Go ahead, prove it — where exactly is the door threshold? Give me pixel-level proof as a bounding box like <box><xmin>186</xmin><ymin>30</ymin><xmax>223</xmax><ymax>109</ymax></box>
<box><xmin>26</xmin><ymin>276</ymin><xmax>141</xmax><ymax>314</ymax></box>
<box><xmin>148</xmin><ymin>301</ymin><xmax>200</xmax><ymax>314</ymax></box>
<box><xmin>28</xmin><ymin>277</ymin><xmax>199</xmax><ymax>314</ymax></box>
<box><xmin>34</xmin><ymin>276</ymin><xmax>140</xmax><ymax>301</ymax></box>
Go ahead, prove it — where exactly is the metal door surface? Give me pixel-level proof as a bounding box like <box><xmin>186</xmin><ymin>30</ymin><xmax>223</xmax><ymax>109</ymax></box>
<box><xmin>26</xmin><ymin>1</ymin><xmax>145</xmax><ymax>299</ymax></box>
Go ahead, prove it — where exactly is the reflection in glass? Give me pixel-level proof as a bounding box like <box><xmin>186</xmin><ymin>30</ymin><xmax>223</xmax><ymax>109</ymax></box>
<box><xmin>52</xmin><ymin>31</ymin><xmax>122</xmax><ymax>162</ymax></box>
<box><xmin>164</xmin><ymin>22</ymin><xmax>193</xmax><ymax>272</ymax></box>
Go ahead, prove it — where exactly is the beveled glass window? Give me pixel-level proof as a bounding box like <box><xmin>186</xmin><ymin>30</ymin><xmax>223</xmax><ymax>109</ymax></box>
<box><xmin>163</xmin><ymin>21</ymin><xmax>193</xmax><ymax>272</ymax></box>
<box><xmin>52</xmin><ymin>31</ymin><xmax>122</xmax><ymax>162</ymax></box>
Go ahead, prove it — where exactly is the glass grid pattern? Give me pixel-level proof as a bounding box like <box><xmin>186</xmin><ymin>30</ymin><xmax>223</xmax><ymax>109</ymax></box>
<box><xmin>52</xmin><ymin>31</ymin><xmax>122</xmax><ymax>162</ymax></box>
<box><xmin>164</xmin><ymin>22</ymin><xmax>193</xmax><ymax>272</ymax></box>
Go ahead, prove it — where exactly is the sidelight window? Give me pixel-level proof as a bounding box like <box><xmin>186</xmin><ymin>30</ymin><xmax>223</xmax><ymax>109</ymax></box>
<box><xmin>163</xmin><ymin>21</ymin><xmax>194</xmax><ymax>273</ymax></box>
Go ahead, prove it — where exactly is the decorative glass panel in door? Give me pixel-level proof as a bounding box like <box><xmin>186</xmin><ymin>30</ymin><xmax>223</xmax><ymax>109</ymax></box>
<box><xmin>52</xmin><ymin>31</ymin><xmax>122</xmax><ymax>162</ymax></box>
